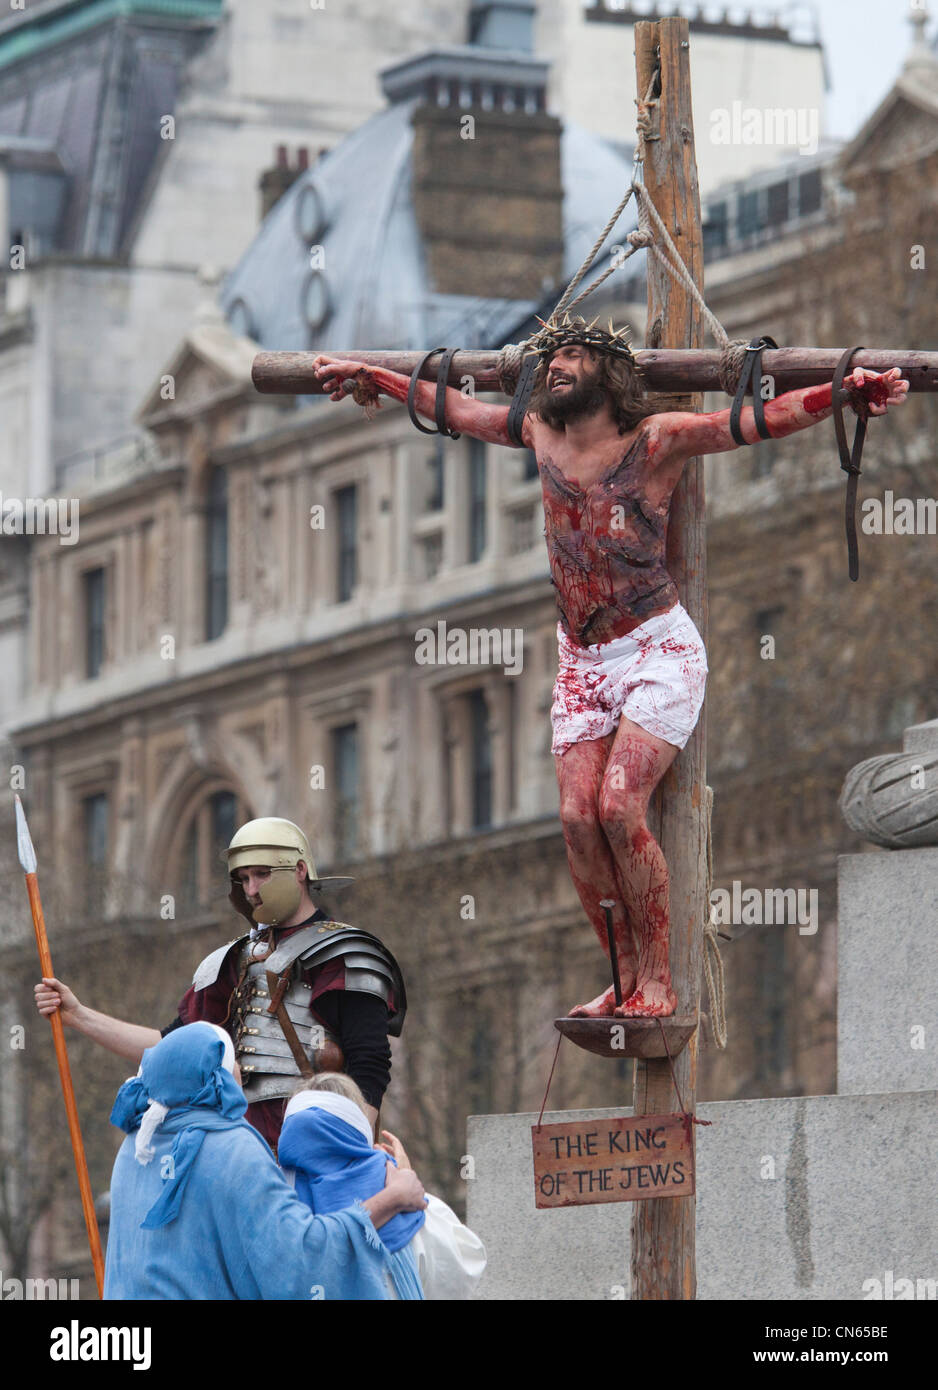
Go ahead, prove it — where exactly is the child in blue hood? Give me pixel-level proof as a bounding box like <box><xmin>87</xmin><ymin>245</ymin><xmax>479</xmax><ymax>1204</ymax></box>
<box><xmin>278</xmin><ymin>1073</ymin><xmax>486</xmax><ymax>1299</ymax></box>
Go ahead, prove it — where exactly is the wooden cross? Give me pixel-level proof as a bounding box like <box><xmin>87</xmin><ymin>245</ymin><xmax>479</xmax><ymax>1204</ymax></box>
<box><xmin>250</xmin><ymin>16</ymin><xmax>935</xmax><ymax>1299</ymax></box>
<box><xmin>253</xmin><ymin>347</ymin><xmax>938</xmax><ymax>398</ymax></box>
<box><xmin>625</xmin><ymin>16</ymin><xmax>703</xmax><ymax>1305</ymax></box>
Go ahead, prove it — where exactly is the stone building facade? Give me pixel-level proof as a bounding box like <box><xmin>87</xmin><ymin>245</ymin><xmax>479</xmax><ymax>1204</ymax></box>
<box><xmin>2</xmin><ymin>6</ymin><xmax>936</xmax><ymax>1286</ymax></box>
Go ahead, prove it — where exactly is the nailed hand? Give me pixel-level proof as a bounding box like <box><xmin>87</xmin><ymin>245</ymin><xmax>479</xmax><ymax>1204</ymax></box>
<box><xmin>312</xmin><ymin>355</ymin><xmax>369</xmax><ymax>401</ymax></box>
<box><xmin>844</xmin><ymin>366</ymin><xmax>909</xmax><ymax>420</ymax></box>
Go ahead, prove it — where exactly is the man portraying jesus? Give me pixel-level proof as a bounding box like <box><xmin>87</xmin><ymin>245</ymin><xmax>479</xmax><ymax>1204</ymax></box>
<box><xmin>311</xmin><ymin>320</ymin><xmax>908</xmax><ymax>1018</ymax></box>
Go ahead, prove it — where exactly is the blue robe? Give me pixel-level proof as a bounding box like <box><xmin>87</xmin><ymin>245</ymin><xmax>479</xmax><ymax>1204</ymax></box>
<box><xmin>104</xmin><ymin>1124</ymin><xmax>397</xmax><ymax>1300</ymax></box>
<box><xmin>104</xmin><ymin>1024</ymin><xmax>400</xmax><ymax>1300</ymax></box>
<box><xmin>278</xmin><ymin>1106</ymin><xmax>424</xmax><ymax>1300</ymax></box>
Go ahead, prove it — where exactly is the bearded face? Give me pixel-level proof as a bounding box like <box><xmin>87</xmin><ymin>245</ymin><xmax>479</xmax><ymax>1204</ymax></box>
<box><xmin>529</xmin><ymin>346</ymin><xmax>612</xmax><ymax>430</ymax></box>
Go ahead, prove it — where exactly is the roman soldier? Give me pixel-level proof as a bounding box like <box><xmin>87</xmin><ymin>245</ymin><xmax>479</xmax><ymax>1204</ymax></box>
<box><xmin>169</xmin><ymin>816</ymin><xmax>406</xmax><ymax>1144</ymax></box>
<box><xmin>35</xmin><ymin>816</ymin><xmax>406</xmax><ymax>1147</ymax></box>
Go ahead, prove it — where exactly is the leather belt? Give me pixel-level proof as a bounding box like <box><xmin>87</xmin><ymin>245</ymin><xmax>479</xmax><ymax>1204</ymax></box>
<box><xmin>831</xmin><ymin>344</ymin><xmax>867</xmax><ymax>583</ymax></box>
<box><xmin>267</xmin><ymin>968</ymin><xmax>313</xmax><ymax>1077</ymax></box>
<box><xmin>729</xmin><ymin>335</ymin><xmax>778</xmax><ymax>445</ymax></box>
<box><xmin>407</xmin><ymin>347</ymin><xmax>461</xmax><ymax>439</ymax></box>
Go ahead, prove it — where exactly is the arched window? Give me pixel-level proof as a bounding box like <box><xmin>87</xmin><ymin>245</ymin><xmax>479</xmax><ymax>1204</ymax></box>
<box><xmin>176</xmin><ymin>787</ymin><xmax>251</xmax><ymax>915</ymax></box>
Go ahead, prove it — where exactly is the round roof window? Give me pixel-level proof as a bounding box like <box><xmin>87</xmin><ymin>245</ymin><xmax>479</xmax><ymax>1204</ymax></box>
<box><xmin>227</xmin><ymin>297</ymin><xmax>255</xmax><ymax>339</ymax></box>
<box><xmin>295</xmin><ymin>182</ymin><xmax>327</xmax><ymax>244</ymax></box>
<box><xmin>302</xmin><ymin>270</ymin><xmax>331</xmax><ymax>331</ymax></box>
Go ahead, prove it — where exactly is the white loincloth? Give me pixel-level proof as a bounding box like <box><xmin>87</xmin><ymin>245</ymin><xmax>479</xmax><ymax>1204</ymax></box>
<box><xmin>550</xmin><ymin>603</ymin><xmax>708</xmax><ymax>756</ymax></box>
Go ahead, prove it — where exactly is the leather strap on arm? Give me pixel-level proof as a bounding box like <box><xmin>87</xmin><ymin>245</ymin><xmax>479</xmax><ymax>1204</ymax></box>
<box><xmin>831</xmin><ymin>345</ymin><xmax>867</xmax><ymax>583</ymax></box>
<box><xmin>407</xmin><ymin>347</ymin><xmax>460</xmax><ymax>439</ymax></box>
<box><xmin>434</xmin><ymin>347</ymin><xmax>460</xmax><ymax>438</ymax></box>
<box><xmin>506</xmin><ymin>353</ymin><xmax>539</xmax><ymax>448</ymax></box>
<box><xmin>729</xmin><ymin>335</ymin><xmax>778</xmax><ymax>446</ymax></box>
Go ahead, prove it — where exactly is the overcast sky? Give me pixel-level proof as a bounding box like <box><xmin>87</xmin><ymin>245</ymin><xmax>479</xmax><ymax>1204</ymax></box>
<box><xmin>813</xmin><ymin>0</ymin><xmax>928</xmax><ymax>138</ymax></box>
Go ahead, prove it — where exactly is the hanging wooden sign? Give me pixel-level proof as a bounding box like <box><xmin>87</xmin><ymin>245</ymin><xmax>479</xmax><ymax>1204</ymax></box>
<box><xmin>532</xmin><ymin>1113</ymin><xmax>695</xmax><ymax>1209</ymax></box>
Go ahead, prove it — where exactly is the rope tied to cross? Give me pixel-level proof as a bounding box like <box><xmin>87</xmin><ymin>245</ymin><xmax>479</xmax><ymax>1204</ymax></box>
<box><xmin>496</xmin><ymin>169</ymin><xmax>750</xmax><ymax>401</ymax></box>
<box><xmin>703</xmin><ymin>784</ymin><xmax>727</xmax><ymax>1051</ymax></box>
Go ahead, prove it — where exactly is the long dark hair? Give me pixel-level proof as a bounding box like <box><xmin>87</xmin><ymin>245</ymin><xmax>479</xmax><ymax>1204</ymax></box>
<box><xmin>528</xmin><ymin>349</ymin><xmax>655</xmax><ymax>434</ymax></box>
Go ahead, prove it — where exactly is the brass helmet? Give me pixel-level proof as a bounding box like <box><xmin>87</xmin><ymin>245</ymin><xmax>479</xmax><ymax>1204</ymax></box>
<box><xmin>223</xmin><ymin>817</ymin><xmax>353</xmax><ymax>926</ymax></box>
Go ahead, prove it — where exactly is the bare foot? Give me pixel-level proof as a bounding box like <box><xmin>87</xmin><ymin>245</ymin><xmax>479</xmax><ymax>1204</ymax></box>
<box><xmin>569</xmin><ymin>978</ymin><xmax>636</xmax><ymax>1018</ymax></box>
<box><xmin>614</xmin><ymin>981</ymin><xmax>677</xmax><ymax>1018</ymax></box>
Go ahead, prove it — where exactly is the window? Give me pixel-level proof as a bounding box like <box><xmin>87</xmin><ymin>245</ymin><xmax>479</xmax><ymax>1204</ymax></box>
<box><xmin>466</xmin><ymin>1001</ymin><xmax>495</xmax><ymax>1114</ymax></box>
<box><xmin>335</xmin><ymin>485</ymin><xmax>358</xmax><ymax>601</ymax></box>
<box><xmin>755</xmin><ymin>605</ymin><xmax>785</xmax><ymax>635</ymax></box>
<box><xmin>83</xmin><ymin>792</ymin><xmax>108</xmax><ymax>914</ymax></box>
<box><xmin>755</xmin><ymin>927</ymin><xmax>789</xmax><ymax>1090</ymax></box>
<box><xmin>205</xmin><ymin>466</ymin><xmax>228</xmax><ymax>640</ymax></box>
<box><xmin>84</xmin><ymin>568</ymin><xmax>106</xmax><ymax>678</ymax></box>
<box><xmin>179</xmin><ymin>789</ymin><xmax>246</xmax><ymax>913</ymax></box>
<box><xmin>798</xmin><ymin>169</ymin><xmax>822</xmax><ymax>217</ymax></box>
<box><xmin>766</xmin><ymin>181</ymin><xmax>789</xmax><ymax>227</ymax></box>
<box><xmin>469</xmin><ymin>689</ymin><xmax>492</xmax><ymax>829</ymax></box>
<box><xmin>703</xmin><ymin>201</ymin><xmax>728</xmax><ymax>255</ymax></box>
<box><xmin>210</xmin><ymin>790</ymin><xmax>238</xmax><ymax>859</ymax></box>
<box><xmin>752</xmin><ymin>443</ymin><xmax>776</xmax><ymax>480</ymax></box>
<box><xmin>469</xmin><ymin>440</ymin><xmax>486</xmax><ymax>563</ymax></box>
<box><xmin>753</xmin><ymin>606</ymin><xmax>788</xmax><ymax>733</ymax></box>
<box><xmin>421</xmin><ymin>534</ymin><xmax>443</xmax><ymax>580</ymax></box>
<box><xmin>332</xmin><ymin>723</ymin><xmax>359</xmax><ymax>858</ymax></box>
<box><xmin>509</xmin><ymin>506</ymin><xmax>536</xmax><ymax>554</ymax></box>
<box><xmin>426</xmin><ymin>442</ymin><xmax>444</xmax><ymax>512</ymax></box>
<box><xmin>737</xmin><ymin>190</ymin><xmax>761</xmax><ymax>240</ymax></box>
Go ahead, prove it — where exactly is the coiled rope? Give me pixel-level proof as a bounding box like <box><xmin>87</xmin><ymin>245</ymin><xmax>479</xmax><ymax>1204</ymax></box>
<box><xmin>496</xmin><ymin>68</ymin><xmax>749</xmax><ymax>400</ymax></box>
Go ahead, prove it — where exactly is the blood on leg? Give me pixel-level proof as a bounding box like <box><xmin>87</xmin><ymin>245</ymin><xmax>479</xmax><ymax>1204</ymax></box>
<box><xmin>598</xmin><ymin>716</ymin><xmax>679</xmax><ymax>1017</ymax></box>
<box><xmin>555</xmin><ymin>736</ymin><xmax>639</xmax><ymax>1015</ymax></box>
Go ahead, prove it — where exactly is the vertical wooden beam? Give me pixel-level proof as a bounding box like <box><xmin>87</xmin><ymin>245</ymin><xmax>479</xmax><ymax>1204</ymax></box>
<box><xmin>631</xmin><ymin>16</ymin><xmax>708</xmax><ymax>1302</ymax></box>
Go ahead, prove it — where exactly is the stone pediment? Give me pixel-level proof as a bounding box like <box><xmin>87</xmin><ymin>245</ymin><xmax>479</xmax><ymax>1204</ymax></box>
<box><xmin>840</xmin><ymin>78</ymin><xmax>938</xmax><ymax>181</ymax></box>
<box><xmin>136</xmin><ymin>319</ymin><xmax>257</xmax><ymax>427</ymax></box>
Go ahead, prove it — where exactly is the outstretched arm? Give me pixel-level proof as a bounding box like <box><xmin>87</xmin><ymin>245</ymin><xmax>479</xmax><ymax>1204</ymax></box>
<box><xmin>312</xmin><ymin>356</ymin><xmax>533</xmax><ymax>449</ymax></box>
<box><xmin>35</xmin><ymin>977</ymin><xmax>160</xmax><ymax>1064</ymax></box>
<box><xmin>649</xmin><ymin>367</ymin><xmax>909</xmax><ymax>466</ymax></box>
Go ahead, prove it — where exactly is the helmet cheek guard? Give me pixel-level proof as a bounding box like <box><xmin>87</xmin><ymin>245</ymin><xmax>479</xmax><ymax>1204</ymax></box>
<box><xmin>228</xmin><ymin>878</ymin><xmax>256</xmax><ymax>925</ymax></box>
<box><xmin>223</xmin><ymin>818</ymin><xmax>354</xmax><ymax>927</ymax></box>
<box><xmin>247</xmin><ymin>867</ymin><xmax>302</xmax><ymax>927</ymax></box>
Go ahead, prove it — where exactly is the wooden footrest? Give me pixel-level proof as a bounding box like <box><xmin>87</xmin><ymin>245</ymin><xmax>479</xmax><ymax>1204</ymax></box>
<box><xmin>554</xmin><ymin>1015</ymin><xmax>698</xmax><ymax>1059</ymax></box>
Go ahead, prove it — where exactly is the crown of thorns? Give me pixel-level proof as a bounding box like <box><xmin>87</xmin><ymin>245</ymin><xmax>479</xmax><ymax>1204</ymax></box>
<box><xmin>525</xmin><ymin>314</ymin><xmax>637</xmax><ymax>365</ymax></box>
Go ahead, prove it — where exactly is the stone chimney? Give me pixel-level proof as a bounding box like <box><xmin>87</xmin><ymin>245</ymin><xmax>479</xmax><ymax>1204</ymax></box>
<box><xmin>259</xmin><ymin>145</ymin><xmax>310</xmax><ymax>221</ymax></box>
<box><xmin>380</xmin><ymin>0</ymin><xmax>563</xmax><ymax>300</ymax></box>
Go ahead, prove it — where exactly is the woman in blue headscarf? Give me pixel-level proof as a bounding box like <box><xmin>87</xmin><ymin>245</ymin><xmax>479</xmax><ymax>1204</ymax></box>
<box><xmin>104</xmin><ymin>1022</ymin><xmax>425</xmax><ymax>1300</ymax></box>
<box><xmin>278</xmin><ymin>1074</ymin><xmax>486</xmax><ymax>1300</ymax></box>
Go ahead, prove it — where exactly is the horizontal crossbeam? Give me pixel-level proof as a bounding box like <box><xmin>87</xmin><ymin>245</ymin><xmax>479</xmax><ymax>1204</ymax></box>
<box><xmin>252</xmin><ymin>348</ymin><xmax>938</xmax><ymax>398</ymax></box>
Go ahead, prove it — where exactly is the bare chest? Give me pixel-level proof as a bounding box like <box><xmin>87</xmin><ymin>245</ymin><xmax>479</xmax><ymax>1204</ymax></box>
<box><xmin>535</xmin><ymin>427</ymin><xmax>666</xmax><ymax>526</ymax></box>
<box><xmin>535</xmin><ymin>429</ymin><xmax>647</xmax><ymax>492</ymax></box>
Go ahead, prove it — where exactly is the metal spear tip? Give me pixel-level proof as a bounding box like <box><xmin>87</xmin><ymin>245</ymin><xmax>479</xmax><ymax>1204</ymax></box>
<box><xmin>14</xmin><ymin>794</ymin><xmax>37</xmax><ymax>874</ymax></box>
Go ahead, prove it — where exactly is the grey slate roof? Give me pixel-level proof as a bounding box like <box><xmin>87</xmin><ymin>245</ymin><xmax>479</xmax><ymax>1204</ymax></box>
<box><xmin>0</xmin><ymin>3</ymin><xmax>219</xmax><ymax>258</ymax></box>
<box><xmin>219</xmin><ymin>96</ymin><xmax>640</xmax><ymax>356</ymax></box>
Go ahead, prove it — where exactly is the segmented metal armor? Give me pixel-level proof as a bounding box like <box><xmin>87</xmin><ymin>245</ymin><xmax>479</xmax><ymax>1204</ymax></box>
<box><xmin>192</xmin><ymin>921</ymin><xmax>406</xmax><ymax>1105</ymax></box>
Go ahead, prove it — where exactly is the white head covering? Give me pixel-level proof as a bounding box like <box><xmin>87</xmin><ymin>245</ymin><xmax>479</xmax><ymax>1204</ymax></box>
<box><xmin>283</xmin><ymin>1089</ymin><xmax>374</xmax><ymax>1147</ymax></box>
<box><xmin>201</xmin><ymin>1022</ymin><xmax>236</xmax><ymax>1074</ymax></box>
<box><xmin>134</xmin><ymin>1022</ymin><xmax>235</xmax><ymax>1165</ymax></box>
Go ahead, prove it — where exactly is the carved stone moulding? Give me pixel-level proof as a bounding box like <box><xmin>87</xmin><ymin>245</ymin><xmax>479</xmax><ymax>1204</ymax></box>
<box><xmin>839</xmin><ymin>746</ymin><xmax>938</xmax><ymax>849</ymax></box>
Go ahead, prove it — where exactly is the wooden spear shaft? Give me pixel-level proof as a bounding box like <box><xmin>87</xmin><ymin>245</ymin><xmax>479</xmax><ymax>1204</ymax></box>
<box><xmin>252</xmin><ymin>348</ymin><xmax>938</xmax><ymax>397</ymax></box>
<box><xmin>630</xmin><ymin>15</ymin><xmax>706</xmax><ymax>1304</ymax></box>
<box><xmin>15</xmin><ymin>796</ymin><xmax>105</xmax><ymax>1298</ymax></box>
